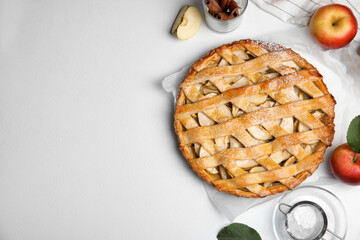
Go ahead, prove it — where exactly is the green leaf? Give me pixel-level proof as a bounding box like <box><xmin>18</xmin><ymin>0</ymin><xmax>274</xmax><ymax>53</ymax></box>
<box><xmin>217</xmin><ymin>223</ymin><xmax>262</xmax><ymax>240</ymax></box>
<box><xmin>347</xmin><ymin>115</ymin><xmax>360</xmax><ymax>153</ymax></box>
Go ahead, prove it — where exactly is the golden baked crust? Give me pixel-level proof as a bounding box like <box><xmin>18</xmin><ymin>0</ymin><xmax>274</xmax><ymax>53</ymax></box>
<box><xmin>174</xmin><ymin>39</ymin><xmax>336</xmax><ymax>198</ymax></box>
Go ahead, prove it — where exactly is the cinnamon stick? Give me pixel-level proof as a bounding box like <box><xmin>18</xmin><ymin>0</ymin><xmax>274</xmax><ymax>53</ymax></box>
<box><xmin>205</xmin><ymin>0</ymin><xmax>223</xmax><ymax>15</ymax></box>
<box><xmin>205</xmin><ymin>0</ymin><xmax>241</xmax><ymax>20</ymax></box>
<box><xmin>214</xmin><ymin>12</ymin><xmax>228</xmax><ymax>20</ymax></box>
<box><xmin>228</xmin><ymin>0</ymin><xmax>240</xmax><ymax>17</ymax></box>
<box><xmin>219</xmin><ymin>0</ymin><xmax>231</xmax><ymax>10</ymax></box>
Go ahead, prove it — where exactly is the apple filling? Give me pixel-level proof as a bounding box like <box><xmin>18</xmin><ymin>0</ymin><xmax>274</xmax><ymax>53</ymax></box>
<box><xmin>175</xmin><ymin>40</ymin><xmax>335</xmax><ymax>197</ymax></box>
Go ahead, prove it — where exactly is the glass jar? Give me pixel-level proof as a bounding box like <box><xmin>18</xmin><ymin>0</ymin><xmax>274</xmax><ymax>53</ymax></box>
<box><xmin>202</xmin><ymin>0</ymin><xmax>248</xmax><ymax>33</ymax></box>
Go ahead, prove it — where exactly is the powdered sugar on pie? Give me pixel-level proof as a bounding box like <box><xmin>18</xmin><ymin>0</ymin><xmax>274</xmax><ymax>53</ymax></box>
<box><xmin>174</xmin><ymin>39</ymin><xmax>335</xmax><ymax>198</ymax></box>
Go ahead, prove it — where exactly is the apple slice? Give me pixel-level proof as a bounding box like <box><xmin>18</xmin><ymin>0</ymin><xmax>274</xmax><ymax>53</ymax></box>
<box><xmin>171</xmin><ymin>5</ymin><xmax>201</xmax><ymax>40</ymax></box>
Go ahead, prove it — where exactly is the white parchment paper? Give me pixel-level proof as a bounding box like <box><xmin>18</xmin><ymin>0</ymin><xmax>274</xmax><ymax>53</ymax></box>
<box><xmin>163</xmin><ymin>27</ymin><xmax>360</xmax><ymax>221</ymax></box>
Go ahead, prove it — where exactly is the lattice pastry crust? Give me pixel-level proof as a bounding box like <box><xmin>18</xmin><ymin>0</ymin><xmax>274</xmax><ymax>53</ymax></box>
<box><xmin>174</xmin><ymin>39</ymin><xmax>336</xmax><ymax>198</ymax></box>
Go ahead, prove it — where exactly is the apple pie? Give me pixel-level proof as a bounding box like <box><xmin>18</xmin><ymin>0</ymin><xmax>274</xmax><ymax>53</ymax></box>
<box><xmin>174</xmin><ymin>39</ymin><xmax>335</xmax><ymax>198</ymax></box>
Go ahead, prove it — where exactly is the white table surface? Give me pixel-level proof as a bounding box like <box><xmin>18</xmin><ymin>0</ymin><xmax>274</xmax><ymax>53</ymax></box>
<box><xmin>1</xmin><ymin>0</ymin><xmax>359</xmax><ymax>239</ymax></box>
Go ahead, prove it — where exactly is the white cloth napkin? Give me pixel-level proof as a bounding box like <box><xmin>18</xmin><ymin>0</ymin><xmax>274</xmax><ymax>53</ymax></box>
<box><xmin>251</xmin><ymin>0</ymin><xmax>360</xmax><ymax>41</ymax></box>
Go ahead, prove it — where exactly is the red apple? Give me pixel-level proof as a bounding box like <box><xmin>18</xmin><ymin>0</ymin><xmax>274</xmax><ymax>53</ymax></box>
<box><xmin>308</xmin><ymin>4</ymin><xmax>358</xmax><ymax>49</ymax></box>
<box><xmin>330</xmin><ymin>143</ymin><xmax>360</xmax><ymax>185</ymax></box>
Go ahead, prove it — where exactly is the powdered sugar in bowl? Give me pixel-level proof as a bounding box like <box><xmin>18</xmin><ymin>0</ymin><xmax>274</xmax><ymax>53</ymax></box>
<box><xmin>279</xmin><ymin>201</ymin><xmax>328</xmax><ymax>240</ymax></box>
<box><xmin>273</xmin><ymin>186</ymin><xmax>347</xmax><ymax>240</ymax></box>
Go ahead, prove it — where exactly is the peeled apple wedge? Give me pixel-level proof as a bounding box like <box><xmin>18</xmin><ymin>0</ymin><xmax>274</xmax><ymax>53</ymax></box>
<box><xmin>171</xmin><ymin>5</ymin><xmax>201</xmax><ymax>40</ymax></box>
